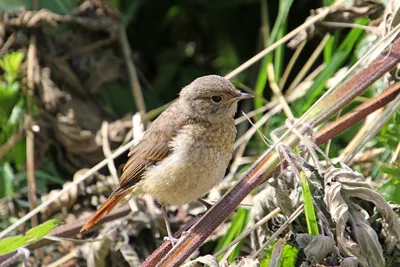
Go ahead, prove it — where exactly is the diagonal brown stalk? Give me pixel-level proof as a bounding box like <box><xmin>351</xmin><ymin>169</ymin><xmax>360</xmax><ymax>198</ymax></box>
<box><xmin>143</xmin><ymin>37</ymin><xmax>400</xmax><ymax>266</ymax></box>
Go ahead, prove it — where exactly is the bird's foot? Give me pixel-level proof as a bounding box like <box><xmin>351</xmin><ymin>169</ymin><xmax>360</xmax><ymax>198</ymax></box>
<box><xmin>163</xmin><ymin>235</ymin><xmax>180</xmax><ymax>247</ymax></box>
<box><xmin>163</xmin><ymin>231</ymin><xmax>189</xmax><ymax>247</ymax></box>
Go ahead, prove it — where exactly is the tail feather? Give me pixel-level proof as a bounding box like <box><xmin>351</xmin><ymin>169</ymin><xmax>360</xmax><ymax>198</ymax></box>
<box><xmin>80</xmin><ymin>193</ymin><xmax>126</xmax><ymax>232</ymax></box>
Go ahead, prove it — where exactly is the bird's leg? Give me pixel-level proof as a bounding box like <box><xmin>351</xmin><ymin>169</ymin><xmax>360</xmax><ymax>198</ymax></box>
<box><xmin>161</xmin><ymin>206</ymin><xmax>179</xmax><ymax>246</ymax></box>
<box><xmin>197</xmin><ymin>198</ymin><xmax>213</xmax><ymax>209</ymax></box>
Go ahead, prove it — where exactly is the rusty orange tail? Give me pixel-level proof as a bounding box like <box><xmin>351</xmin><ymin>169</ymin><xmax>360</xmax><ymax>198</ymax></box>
<box><xmin>80</xmin><ymin>193</ymin><xmax>126</xmax><ymax>232</ymax></box>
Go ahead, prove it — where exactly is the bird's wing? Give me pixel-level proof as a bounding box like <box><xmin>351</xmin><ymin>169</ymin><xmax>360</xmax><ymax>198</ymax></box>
<box><xmin>114</xmin><ymin>101</ymin><xmax>187</xmax><ymax>195</ymax></box>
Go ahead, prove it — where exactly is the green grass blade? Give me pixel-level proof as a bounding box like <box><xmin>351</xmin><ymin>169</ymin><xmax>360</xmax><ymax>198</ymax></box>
<box><xmin>300</xmin><ymin>172</ymin><xmax>319</xmax><ymax>235</ymax></box>
<box><xmin>214</xmin><ymin>208</ymin><xmax>249</xmax><ymax>262</ymax></box>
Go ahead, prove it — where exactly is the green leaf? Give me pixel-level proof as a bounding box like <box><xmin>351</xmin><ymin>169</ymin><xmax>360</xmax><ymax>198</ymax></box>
<box><xmin>0</xmin><ymin>219</ymin><xmax>62</xmax><ymax>255</ymax></box>
<box><xmin>377</xmin><ymin>179</ymin><xmax>400</xmax><ymax>204</ymax></box>
<box><xmin>0</xmin><ymin>52</ymin><xmax>24</xmax><ymax>84</ymax></box>
<box><xmin>259</xmin><ymin>240</ymin><xmax>277</xmax><ymax>267</ymax></box>
<box><xmin>301</xmin><ymin>172</ymin><xmax>319</xmax><ymax>235</ymax></box>
<box><xmin>0</xmin><ymin>235</ymin><xmax>28</xmax><ymax>255</ymax></box>
<box><xmin>380</xmin><ymin>164</ymin><xmax>400</xmax><ymax>181</ymax></box>
<box><xmin>277</xmin><ymin>243</ymin><xmax>299</xmax><ymax>267</ymax></box>
<box><xmin>25</xmin><ymin>219</ymin><xmax>63</xmax><ymax>243</ymax></box>
<box><xmin>0</xmin><ymin>162</ymin><xmax>15</xmax><ymax>197</ymax></box>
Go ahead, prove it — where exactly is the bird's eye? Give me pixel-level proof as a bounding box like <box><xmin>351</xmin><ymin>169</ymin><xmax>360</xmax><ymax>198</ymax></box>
<box><xmin>211</xmin><ymin>95</ymin><xmax>222</xmax><ymax>103</ymax></box>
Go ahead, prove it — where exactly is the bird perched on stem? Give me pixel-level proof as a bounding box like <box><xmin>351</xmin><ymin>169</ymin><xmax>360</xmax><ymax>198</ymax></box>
<box><xmin>80</xmin><ymin>75</ymin><xmax>253</xmax><ymax>244</ymax></box>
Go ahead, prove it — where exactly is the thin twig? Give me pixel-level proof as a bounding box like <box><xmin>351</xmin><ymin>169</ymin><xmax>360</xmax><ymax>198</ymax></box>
<box><xmin>287</xmin><ymin>34</ymin><xmax>330</xmax><ymax>94</ymax></box>
<box><xmin>0</xmin><ymin>131</ymin><xmax>23</xmax><ymax>160</ymax></box>
<box><xmin>0</xmin><ymin>33</ymin><xmax>16</xmax><ymax>57</ymax></box>
<box><xmin>224</xmin><ymin>0</ymin><xmax>345</xmax><ymax>80</ymax></box>
<box><xmin>320</xmin><ymin>21</ymin><xmax>377</xmax><ymax>31</ymax></box>
<box><xmin>101</xmin><ymin>121</ymin><xmax>119</xmax><ymax>183</ymax></box>
<box><xmin>46</xmin><ymin>249</ymin><xmax>77</xmax><ymax>267</ymax></box>
<box><xmin>267</xmin><ymin>63</ymin><xmax>294</xmax><ymax>119</ymax></box>
<box><xmin>279</xmin><ymin>40</ymin><xmax>306</xmax><ymax>89</ymax></box>
<box><xmin>26</xmin><ymin>33</ymin><xmax>38</xmax><ymax>228</ymax></box>
<box><xmin>118</xmin><ymin>23</ymin><xmax>146</xmax><ymax>115</ymax></box>
<box><xmin>343</xmin><ymin>93</ymin><xmax>400</xmax><ymax>163</ymax></box>
<box><xmin>251</xmin><ymin>205</ymin><xmax>304</xmax><ymax>259</ymax></box>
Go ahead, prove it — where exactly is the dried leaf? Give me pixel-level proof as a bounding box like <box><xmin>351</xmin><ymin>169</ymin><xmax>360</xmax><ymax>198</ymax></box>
<box><xmin>340</xmin><ymin>256</ymin><xmax>358</xmax><ymax>267</ymax></box>
<box><xmin>119</xmin><ymin>243</ymin><xmax>141</xmax><ymax>267</ymax></box>
<box><xmin>222</xmin><ymin>257</ymin><xmax>259</xmax><ymax>267</ymax></box>
<box><xmin>182</xmin><ymin>255</ymin><xmax>219</xmax><ymax>267</ymax></box>
<box><xmin>296</xmin><ymin>234</ymin><xmax>335</xmax><ymax>263</ymax></box>
<box><xmin>250</xmin><ymin>185</ymin><xmax>282</xmax><ymax>250</ymax></box>
<box><xmin>350</xmin><ymin>207</ymin><xmax>385</xmax><ymax>267</ymax></box>
<box><xmin>324</xmin><ymin>167</ymin><xmax>368</xmax><ymax>266</ymax></box>
<box><xmin>81</xmin><ymin>236</ymin><xmax>110</xmax><ymax>267</ymax></box>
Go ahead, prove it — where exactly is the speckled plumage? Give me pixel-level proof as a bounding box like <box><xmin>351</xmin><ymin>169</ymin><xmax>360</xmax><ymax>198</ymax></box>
<box><xmin>81</xmin><ymin>75</ymin><xmax>253</xmax><ymax>232</ymax></box>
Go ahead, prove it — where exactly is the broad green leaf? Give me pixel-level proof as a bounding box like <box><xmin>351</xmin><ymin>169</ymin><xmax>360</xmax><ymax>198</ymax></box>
<box><xmin>278</xmin><ymin>243</ymin><xmax>299</xmax><ymax>267</ymax></box>
<box><xmin>0</xmin><ymin>235</ymin><xmax>28</xmax><ymax>255</ymax></box>
<box><xmin>0</xmin><ymin>219</ymin><xmax>62</xmax><ymax>255</ymax></box>
<box><xmin>0</xmin><ymin>52</ymin><xmax>24</xmax><ymax>84</ymax></box>
<box><xmin>25</xmin><ymin>219</ymin><xmax>63</xmax><ymax>243</ymax></box>
<box><xmin>380</xmin><ymin>165</ymin><xmax>400</xmax><ymax>181</ymax></box>
<box><xmin>377</xmin><ymin>179</ymin><xmax>400</xmax><ymax>204</ymax></box>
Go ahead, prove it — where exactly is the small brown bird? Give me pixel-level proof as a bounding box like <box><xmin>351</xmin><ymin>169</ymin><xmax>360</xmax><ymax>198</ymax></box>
<box><xmin>80</xmin><ymin>75</ymin><xmax>253</xmax><ymax>242</ymax></box>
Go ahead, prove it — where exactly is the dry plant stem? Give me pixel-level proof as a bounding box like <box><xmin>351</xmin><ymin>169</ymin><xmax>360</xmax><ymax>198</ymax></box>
<box><xmin>267</xmin><ymin>63</ymin><xmax>294</xmax><ymax>119</ymax></box>
<box><xmin>343</xmin><ymin>93</ymin><xmax>400</xmax><ymax>163</ymax></box>
<box><xmin>251</xmin><ymin>205</ymin><xmax>304</xmax><ymax>259</ymax></box>
<box><xmin>101</xmin><ymin>121</ymin><xmax>119</xmax><ymax>183</ymax></box>
<box><xmin>316</xmin><ymin>81</ymin><xmax>400</xmax><ymax>144</ymax></box>
<box><xmin>118</xmin><ymin>24</ymin><xmax>146</xmax><ymax>115</ymax></box>
<box><xmin>225</xmin><ymin>142</ymin><xmax>247</xmax><ymax>182</ymax></box>
<box><xmin>214</xmin><ymin>207</ymin><xmax>281</xmax><ymax>258</ymax></box>
<box><xmin>224</xmin><ymin>0</ymin><xmax>345</xmax><ymax>79</ymax></box>
<box><xmin>26</xmin><ymin>33</ymin><xmax>38</xmax><ymax>228</ymax></box>
<box><xmin>0</xmin><ymin>33</ymin><xmax>15</xmax><ymax>56</ymax></box>
<box><xmin>392</xmin><ymin>141</ymin><xmax>400</xmax><ymax>162</ymax></box>
<box><xmin>0</xmin><ymin>130</ymin><xmax>23</xmax><ymax>160</ymax></box>
<box><xmin>287</xmin><ymin>34</ymin><xmax>330</xmax><ymax>93</ymax></box>
<box><xmin>319</xmin><ymin>21</ymin><xmax>376</xmax><ymax>31</ymax></box>
<box><xmin>234</xmin><ymin>104</ymin><xmax>279</xmax><ymax>149</ymax></box>
<box><xmin>149</xmin><ymin>37</ymin><xmax>400</xmax><ymax>267</ymax></box>
<box><xmin>235</xmin><ymin>65</ymin><xmax>318</xmax><ymax>125</ymax></box>
<box><xmin>279</xmin><ymin>40</ymin><xmax>306</xmax><ymax>89</ymax></box>
<box><xmin>341</xmin><ymin>108</ymin><xmax>383</xmax><ymax>159</ymax></box>
<box><xmin>46</xmin><ymin>249</ymin><xmax>77</xmax><ymax>267</ymax></box>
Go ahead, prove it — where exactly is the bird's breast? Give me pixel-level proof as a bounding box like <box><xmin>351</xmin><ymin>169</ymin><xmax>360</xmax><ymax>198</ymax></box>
<box><xmin>140</xmin><ymin>122</ymin><xmax>236</xmax><ymax>205</ymax></box>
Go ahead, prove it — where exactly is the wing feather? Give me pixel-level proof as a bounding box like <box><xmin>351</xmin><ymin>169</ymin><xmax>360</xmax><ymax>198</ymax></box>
<box><xmin>114</xmin><ymin>101</ymin><xmax>188</xmax><ymax>194</ymax></box>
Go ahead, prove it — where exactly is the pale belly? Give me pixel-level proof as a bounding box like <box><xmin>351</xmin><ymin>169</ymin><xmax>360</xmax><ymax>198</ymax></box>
<box><xmin>138</xmin><ymin>127</ymin><xmax>234</xmax><ymax>205</ymax></box>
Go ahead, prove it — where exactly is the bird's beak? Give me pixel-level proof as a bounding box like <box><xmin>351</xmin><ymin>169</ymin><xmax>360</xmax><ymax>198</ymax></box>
<box><xmin>231</xmin><ymin>92</ymin><xmax>254</xmax><ymax>102</ymax></box>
